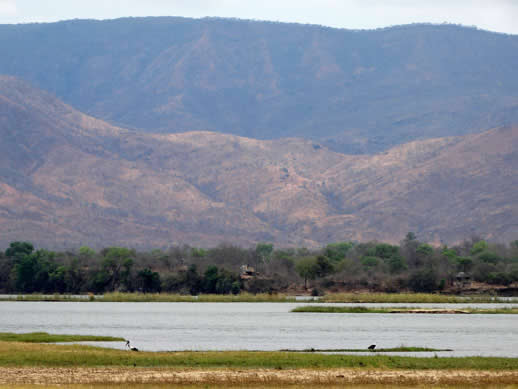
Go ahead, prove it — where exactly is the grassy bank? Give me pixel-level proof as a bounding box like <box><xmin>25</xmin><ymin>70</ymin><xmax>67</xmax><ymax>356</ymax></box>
<box><xmin>292</xmin><ymin>306</ymin><xmax>518</xmax><ymax>314</ymax></box>
<box><xmin>1</xmin><ymin>292</ymin><xmax>298</xmax><ymax>303</ymax></box>
<box><xmin>0</xmin><ymin>341</ymin><xmax>517</xmax><ymax>370</ymax></box>
<box><xmin>0</xmin><ymin>292</ymin><xmax>512</xmax><ymax>303</ymax></box>
<box><xmin>0</xmin><ymin>332</ymin><xmax>124</xmax><ymax>343</ymax></box>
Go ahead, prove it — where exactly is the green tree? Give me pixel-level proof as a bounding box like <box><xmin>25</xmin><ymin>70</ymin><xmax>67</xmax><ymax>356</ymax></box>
<box><xmin>456</xmin><ymin>257</ymin><xmax>473</xmax><ymax>272</ymax></box>
<box><xmin>375</xmin><ymin>243</ymin><xmax>399</xmax><ymax>259</ymax></box>
<box><xmin>361</xmin><ymin>256</ymin><xmax>379</xmax><ymax>268</ymax></box>
<box><xmin>12</xmin><ymin>249</ymin><xmax>57</xmax><ymax>293</ymax></box>
<box><xmin>5</xmin><ymin>242</ymin><xmax>34</xmax><ymax>258</ymax></box>
<box><xmin>191</xmin><ymin>247</ymin><xmax>207</xmax><ymax>258</ymax></box>
<box><xmin>231</xmin><ymin>281</ymin><xmax>241</xmax><ymax>295</ymax></box>
<box><xmin>136</xmin><ymin>268</ymin><xmax>161</xmax><ymax>293</ymax></box>
<box><xmin>408</xmin><ymin>269</ymin><xmax>438</xmax><ymax>293</ymax></box>
<box><xmin>387</xmin><ymin>255</ymin><xmax>407</xmax><ymax>274</ymax></box>
<box><xmin>315</xmin><ymin>255</ymin><xmax>334</xmax><ymax>277</ymax></box>
<box><xmin>78</xmin><ymin>246</ymin><xmax>96</xmax><ymax>259</ymax></box>
<box><xmin>471</xmin><ymin>241</ymin><xmax>488</xmax><ymax>255</ymax></box>
<box><xmin>478</xmin><ymin>251</ymin><xmax>501</xmax><ymax>264</ymax></box>
<box><xmin>202</xmin><ymin>265</ymin><xmax>220</xmax><ymax>293</ymax></box>
<box><xmin>295</xmin><ymin>257</ymin><xmax>318</xmax><ymax>289</ymax></box>
<box><xmin>101</xmin><ymin>247</ymin><xmax>135</xmax><ymax>291</ymax></box>
<box><xmin>256</xmin><ymin>243</ymin><xmax>274</xmax><ymax>264</ymax></box>
<box><xmin>401</xmin><ymin>232</ymin><xmax>420</xmax><ymax>268</ymax></box>
<box><xmin>416</xmin><ymin>244</ymin><xmax>434</xmax><ymax>257</ymax></box>
<box><xmin>324</xmin><ymin>242</ymin><xmax>353</xmax><ymax>262</ymax></box>
<box><xmin>185</xmin><ymin>264</ymin><xmax>202</xmax><ymax>295</ymax></box>
<box><xmin>64</xmin><ymin>258</ymin><xmax>85</xmax><ymax>293</ymax></box>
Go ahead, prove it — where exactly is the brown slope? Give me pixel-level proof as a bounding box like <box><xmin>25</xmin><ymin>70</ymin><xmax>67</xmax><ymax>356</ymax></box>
<box><xmin>1</xmin><ymin>76</ymin><xmax>516</xmax><ymax>248</ymax></box>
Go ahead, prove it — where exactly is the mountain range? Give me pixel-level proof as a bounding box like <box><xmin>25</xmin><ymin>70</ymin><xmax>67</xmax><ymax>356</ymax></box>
<box><xmin>1</xmin><ymin>75</ymin><xmax>516</xmax><ymax>249</ymax></box>
<box><xmin>1</xmin><ymin>18</ymin><xmax>518</xmax><ymax>153</ymax></box>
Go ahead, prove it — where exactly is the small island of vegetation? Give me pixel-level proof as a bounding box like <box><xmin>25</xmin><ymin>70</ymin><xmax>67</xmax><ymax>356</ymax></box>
<box><xmin>0</xmin><ymin>332</ymin><xmax>124</xmax><ymax>343</ymax></box>
<box><xmin>292</xmin><ymin>306</ymin><xmax>518</xmax><ymax>314</ymax></box>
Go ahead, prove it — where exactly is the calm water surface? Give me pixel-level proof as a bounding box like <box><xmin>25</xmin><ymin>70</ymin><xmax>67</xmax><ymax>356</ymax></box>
<box><xmin>1</xmin><ymin>302</ymin><xmax>517</xmax><ymax>357</ymax></box>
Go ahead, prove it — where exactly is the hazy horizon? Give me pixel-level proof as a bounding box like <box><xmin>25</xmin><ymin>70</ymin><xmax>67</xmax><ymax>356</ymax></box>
<box><xmin>1</xmin><ymin>0</ymin><xmax>517</xmax><ymax>35</ymax></box>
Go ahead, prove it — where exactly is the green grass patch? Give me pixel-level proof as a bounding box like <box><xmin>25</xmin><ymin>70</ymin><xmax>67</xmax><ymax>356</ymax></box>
<box><xmin>0</xmin><ymin>341</ymin><xmax>516</xmax><ymax>370</ymax></box>
<box><xmin>292</xmin><ymin>306</ymin><xmax>518</xmax><ymax>314</ymax></box>
<box><xmin>0</xmin><ymin>332</ymin><xmax>124</xmax><ymax>343</ymax></box>
<box><xmin>281</xmin><ymin>347</ymin><xmax>451</xmax><ymax>352</ymax></box>
<box><xmin>319</xmin><ymin>292</ymin><xmax>508</xmax><ymax>304</ymax></box>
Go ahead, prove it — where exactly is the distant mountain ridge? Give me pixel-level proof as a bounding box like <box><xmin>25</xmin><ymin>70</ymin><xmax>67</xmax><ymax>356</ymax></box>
<box><xmin>1</xmin><ymin>76</ymin><xmax>516</xmax><ymax>249</ymax></box>
<box><xmin>1</xmin><ymin>18</ymin><xmax>518</xmax><ymax>152</ymax></box>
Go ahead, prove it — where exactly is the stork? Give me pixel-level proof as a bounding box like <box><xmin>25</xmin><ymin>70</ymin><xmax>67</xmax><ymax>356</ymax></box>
<box><xmin>126</xmin><ymin>340</ymin><xmax>139</xmax><ymax>352</ymax></box>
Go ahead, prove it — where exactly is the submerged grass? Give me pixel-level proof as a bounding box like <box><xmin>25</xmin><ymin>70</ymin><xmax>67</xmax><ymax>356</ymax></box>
<box><xmin>0</xmin><ymin>332</ymin><xmax>124</xmax><ymax>343</ymax></box>
<box><xmin>292</xmin><ymin>306</ymin><xmax>518</xmax><ymax>314</ymax></box>
<box><xmin>0</xmin><ymin>341</ymin><xmax>517</xmax><ymax>370</ymax></box>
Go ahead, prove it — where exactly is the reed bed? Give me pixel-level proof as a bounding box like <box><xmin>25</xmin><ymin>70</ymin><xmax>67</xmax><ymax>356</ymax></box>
<box><xmin>0</xmin><ymin>292</ymin><xmax>512</xmax><ymax>303</ymax></box>
<box><xmin>101</xmin><ymin>292</ymin><xmax>297</xmax><ymax>302</ymax></box>
<box><xmin>292</xmin><ymin>306</ymin><xmax>518</xmax><ymax>314</ymax></box>
<box><xmin>319</xmin><ymin>292</ymin><xmax>506</xmax><ymax>304</ymax></box>
<box><xmin>1</xmin><ymin>293</ymin><xmax>298</xmax><ymax>303</ymax></box>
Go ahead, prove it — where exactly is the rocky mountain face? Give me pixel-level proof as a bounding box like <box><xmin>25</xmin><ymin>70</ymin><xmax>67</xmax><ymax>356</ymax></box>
<box><xmin>1</xmin><ymin>18</ymin><xmax>518</xmax><ymax>153</ymax></box>
<box><xmin>1</xmin><ymin>76</ymin><xmax>516</xmax><ymax>249</ymax></box>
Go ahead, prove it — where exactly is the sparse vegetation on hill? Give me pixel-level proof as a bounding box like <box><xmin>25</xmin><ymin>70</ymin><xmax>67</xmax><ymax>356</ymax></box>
<box><xmin>0</xmin><ymin>76</ymin><xmax>517</xmax><ymax>248</ymax></box>
<box><xmin>1</xmin><ymin>19</ymin><xmax>518</xmax><ymax>152</ymax></box>
<box><xmin>1</xmin><ymin>236</ymin><xmax>517</xmax><ymax>295</ymax></box>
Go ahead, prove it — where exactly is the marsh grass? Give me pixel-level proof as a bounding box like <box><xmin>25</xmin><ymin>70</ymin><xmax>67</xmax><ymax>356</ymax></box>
<box><xmin>292</xmin><ymin>306</ymin><xmax>518</xmax><ymax>314</ymax></box>
<box><xmin>0</xmin><ymin>332</ymin><xmax>124</xmax><ymax>343</ymax></box>
<box><xmin>101</xmin><ymin>292</ymin><xmax>297</xmax><ymax>302</ymax></box>
<box><xmin>0</xmin><ymin>341</ymin><xmax>517</xmax><ymax>370</ymax></box>
<box><xmin>0</xmin><ymin>292</ymin><xmax>511</xmax><ymax>303</ymax></box>
<box><xmin>319</xmin><ymin>293</ymin><xmax>505</xmax><ymax>304</ymax></box>
<box><xmin>1</xmin><ymin>293</ymin><xmax>298</xmax><ymax>303</ymax></box>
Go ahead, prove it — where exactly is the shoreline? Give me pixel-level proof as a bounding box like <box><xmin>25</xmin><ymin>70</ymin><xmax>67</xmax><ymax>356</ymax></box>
<box><xmin>0</xmin><ymin>292</ymin><xmax>515</xmax><ymax>304</ymax></box>
<box><xmin>1</xmin><ymin>341</ymin><xmax>517</xmax><ymax>386</ymax></box>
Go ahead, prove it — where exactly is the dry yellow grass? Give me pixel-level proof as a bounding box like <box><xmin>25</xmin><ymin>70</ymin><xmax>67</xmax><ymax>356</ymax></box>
<box><xmin>0</xmin><ymin>367</ymin><xmax>517</xmax><ymax>387</ymax></box>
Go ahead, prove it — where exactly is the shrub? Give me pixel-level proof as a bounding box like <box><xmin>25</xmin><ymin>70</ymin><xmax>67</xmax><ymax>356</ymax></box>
<box><xmin>408</xmin><ymin>269</ymin><xmax>438</xmax><ymax>293</ymax></box>
<box><xmin>487</xmin><ymin>272</ymin><xmax>512</xmax><ymax>286</ymax></box>
<box><xmin>478</xmin><ymin>251</ymin><xmax>501</xmax><ymax>264</ymax></box>
<box><xmin>361</xmin><ymin>256</ymin><xmax>379</xmax><ymax>267</ymax></box>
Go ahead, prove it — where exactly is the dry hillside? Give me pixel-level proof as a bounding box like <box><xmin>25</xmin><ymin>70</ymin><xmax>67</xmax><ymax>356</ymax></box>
<box><xmin>1</xmin><ymin>76</ymin><xmax>516</xmax><ymax>249</ymax></box>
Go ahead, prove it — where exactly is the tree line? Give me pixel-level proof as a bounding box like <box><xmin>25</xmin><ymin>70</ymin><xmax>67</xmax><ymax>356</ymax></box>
<box><xmin>0</xmin><ymin>234</ymin><xmax>517</xmax><ymax>295</ymax></box>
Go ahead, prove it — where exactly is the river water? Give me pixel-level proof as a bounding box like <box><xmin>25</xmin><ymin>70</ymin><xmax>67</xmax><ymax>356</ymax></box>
<box><xmin>1</xmin><ymin>302</ymin><xmax>517</xmax><ymax>357</ymax></box>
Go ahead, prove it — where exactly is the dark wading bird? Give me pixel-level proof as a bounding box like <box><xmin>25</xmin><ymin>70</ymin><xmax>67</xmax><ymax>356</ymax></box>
<box><xmin>126</xmin><ymin>340</ymin><xmax>139</xmax><ymax>352</ymax></box>
<box><xmin>368</xmin><ymin>344</ymin><xmax>376</xmax><ymax>351</ymax></box>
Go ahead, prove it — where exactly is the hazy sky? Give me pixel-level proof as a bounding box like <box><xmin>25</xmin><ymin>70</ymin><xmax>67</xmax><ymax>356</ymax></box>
<box><xmin>1</xmin><ymin>0</ymin><xmax>517</xmax><ymax>34</ymax></box>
